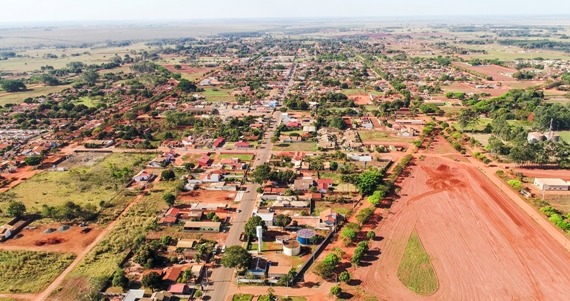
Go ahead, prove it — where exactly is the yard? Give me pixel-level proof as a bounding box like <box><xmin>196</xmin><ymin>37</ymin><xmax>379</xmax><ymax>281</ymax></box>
<box><xmin>219</xmin><ymin>153</ymin><xmax>254</xmax><ymax>161</ymax></box>
<box><xmin>72</xmin><ymin>96</ymin><xmax>101</xmax><ymax>107</ymax></box>
<box><xmin>0</xmin><ymin>250</ymin><xmax>76</xmax><ymax>293</ymax></box>
<box><xmin>397</xmin><ymin>231</ymin><xmax>438</xmax><ymax>296</ymax></box>
<box><xmin>558</xmin><ymin>131</ymin><xmax>570</xmax><ymax>143</ymax></box>
<box><xmin>357</xmin><ymin>130</ymin><xmax>413</xmax><ymax>143</ymax></box>
<box><xmin>199</xmin><ymin>88</ymin><xmax>234</xmax><ymax>102</ymax></box>
<box><xmin>0</xmin><ymin>153</ymin><xmax>152</xmax><ymax>223</ymax></box>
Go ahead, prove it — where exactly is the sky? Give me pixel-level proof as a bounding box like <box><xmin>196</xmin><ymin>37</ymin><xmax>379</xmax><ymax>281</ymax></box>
<box><xmin>2</xmin><ymin>0</ymin><xmax>570</xmax><ymax>23</ymax></box>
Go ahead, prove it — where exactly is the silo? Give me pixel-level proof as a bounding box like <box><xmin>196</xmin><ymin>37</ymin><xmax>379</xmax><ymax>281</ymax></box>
<box><xmin>296</xmin><ymin>228</ymin><xmax>316</xmax><ymax>245</ymax></box>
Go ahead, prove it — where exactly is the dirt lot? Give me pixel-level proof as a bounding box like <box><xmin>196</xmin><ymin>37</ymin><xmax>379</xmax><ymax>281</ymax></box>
<box><xmin>357</xmin><ymin>157</ymin><xmax>570</xmax><ymax>300</ymax></box>
<box><xmin>0</xmin><ymin>224</ymin><xmax>101</xmax><ymax>254</ymax></box>
<box><xmin>514</xmin><ymin>167</ymin><xmax>570</xmax><ymax>181</ymax></box>
<box><xmin>178</xmin><ymin>189</ymin><xmax>238</xmax><ymax>204</ymax></box>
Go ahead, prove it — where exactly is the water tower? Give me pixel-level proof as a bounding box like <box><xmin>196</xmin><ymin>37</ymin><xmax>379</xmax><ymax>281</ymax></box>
<box><xmin>256</xmin><ymin>225</ymin><xmax>263</xmax><ymax>252</ymax></box>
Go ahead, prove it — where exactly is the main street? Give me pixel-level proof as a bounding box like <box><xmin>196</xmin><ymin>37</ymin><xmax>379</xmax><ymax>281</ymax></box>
<box><xmin>206</xmin><ymin>64</ymin><xmax>294</xmax><ymax>301</ymax></box>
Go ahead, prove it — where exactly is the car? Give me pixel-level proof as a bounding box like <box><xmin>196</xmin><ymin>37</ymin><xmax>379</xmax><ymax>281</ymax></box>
<box><xmin>221</xmin><ymin>245</ymin><xmax>226</xmax><ymax>253</ymax></box>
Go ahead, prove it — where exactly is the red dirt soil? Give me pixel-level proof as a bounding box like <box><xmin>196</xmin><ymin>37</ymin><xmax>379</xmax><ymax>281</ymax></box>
<box><xmin>357</xmin><ymin>157</ymin><xmax>570</xmax><ymax>300</ymax></box>
<box><xmin>0</xmin><ymin>224</ymin><xmax>101</xmax><ymax>254</ymax></box>
<box><xmin>514</xmin><ymin>167</ymin><xmax>570</xmax><ymax>180</ymax></box>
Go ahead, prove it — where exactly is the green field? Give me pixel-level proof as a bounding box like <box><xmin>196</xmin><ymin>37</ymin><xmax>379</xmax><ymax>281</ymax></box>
<box><xmin>50</xmin><ymin>176</ymin><xmax>176</xmax><ymax>300</ymax></box>
<box><xmin>0</xmin><ymin>153</ymin><xmax>152</xmax><ymax>216</ymax></box>
<box><xmin>199</xmin><ymin>88</ymin><xmax>234</xmax><ymax>102</ymax></box>
<box><xmin>0</xmin><ymin>250</ymin><xmax>76</xmax><ymax>293</ymax></box>
<box><xmin>341</xmin><ymin>88</ymin><xmax>382</xmax><ymax>96</ymax></box>
<box><xmin>357</xmin><ymin>130</ymin><xmax>413</xmax><ymax>143</ymax></box>
<box><xmin>219</xmin><ymin>153</ymin><xmax>254</xmax><ymax>161</ymax></box>
<box><xmin>0</xmin><ymin>85</ymin><xmax>71</xmax><ymax>106</ymax></box>
<box><xmin>232</xmin><ymin>295</ymin><xmax>254</xmax><ymax>301</ymax></box>
<box><xmin>73</xmin><ymin>96</ymin><xmax>101</xmax><ymax>107</ymax></box>
<box><xmin>397</xmin><ymin>231</ymin><xmax>438</xmax><ymax>296</ymax></box>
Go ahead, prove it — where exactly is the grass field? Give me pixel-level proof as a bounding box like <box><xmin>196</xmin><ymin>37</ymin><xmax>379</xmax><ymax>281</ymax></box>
<box><xmin>0</xmin><ymin>85</ymin><xmax>71</xmax><ymax>106</ymax></box>
<box><xmin>50</xmin><ymin>176</ymin><xmax>176</xmax><ymax>300</ymax></box>
<box><xmin>0</xmin><ymin>250</ymin><xmax>75</xmax><ymax>293</ymax></box>
<box><xmin>219</xmin><ymin>153</ymin><xmax>254</xmax><ymax>161</ymax></box>
<box><xmin>397</xmin><ymin>231</ymin><xmax>438</xmax><ymax>296</ymax></box>
<box><xmin>199</xmin><ymin>88</ymin><xmax>234</xmax><ymax>102</ymax></box>
<box><xmin>342</xmin><ymin>88</ymin><xmax>382</xmax><ymax>96</ymax></box>
<box><xmin>357</xmin><ymin>130</ymin><xmax>413</xmax><ymax>143</ymax></box>
<box><xmin>0</xmin><ymin>153</ymin><xmax>152</xmax><ymax>216</ymax></box>
<box><xmin>73</xmin><ymin>96</ymin><xmax>101</xmax><ymax>107</ymax></box>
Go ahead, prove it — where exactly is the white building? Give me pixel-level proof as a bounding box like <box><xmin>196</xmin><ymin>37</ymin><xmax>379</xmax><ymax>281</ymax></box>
<box><xmin>534</xmin><ymin>178</ymin><xmax>570</xmax><ymax>191</ymax></box>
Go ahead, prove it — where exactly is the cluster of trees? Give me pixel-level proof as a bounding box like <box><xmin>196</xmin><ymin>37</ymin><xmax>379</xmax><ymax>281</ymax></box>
<box><xmin>0</xmin><ymin>79</ymin><xmax>26</xmax><ymax>92</ymax></box>
<box><xmin>244</xmin><ymin>215</ymin><xmax>267</xmax><ymax>237</ymax></box>
<box><xmin>313</xmin><ymin>253</ymin><xmax>340</xmax><ymax>280</ymax></box>
<box><xmin>250</xmin><ymin>163</ymin><xmax>297</xmax><ymax>185</ymax></box>
<box><xmin>540</xmin><ymin>206</ymin><xmax>570</xmax><ymax>233</ymax></box>
<box><xmin>351</xmin><ymin>241</ymin><xmax>369</xmax><ymax>266</ymax></box>
<box><xmin>41</xmin><ymin>201</ymin><xmax>98</xmax><ymax>222</ymax></box>
<box><xmin>221</xmin><ymin>245</ymin><xmax>252</xmax><ymax>270</ymax></box>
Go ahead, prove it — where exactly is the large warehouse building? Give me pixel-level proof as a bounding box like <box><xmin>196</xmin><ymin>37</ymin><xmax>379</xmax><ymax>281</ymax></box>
<box><xmin>534</xmin><ymin>178</ymin><xmax>570</xmax><ymax>191</ymax></box>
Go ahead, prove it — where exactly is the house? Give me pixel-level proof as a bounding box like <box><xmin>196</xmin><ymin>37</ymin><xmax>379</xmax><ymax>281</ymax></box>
<box><xmin>158</xmin><ymin>216</ymin><xmax>177</xmax><ymax>226</ymax></box>
<box><xmin>168</xmin><ymin>283</ymin><xmax>191</xmax><ymax>295</ymax></box>
<box><xmin>527</xmin><ymin>132</ymin><xmax>545</xmax><ymax>144</ymax></box>
<box><xmin>361</xmin><ymin>117</ymin><xmax>374</xmax><ymax>129</ymax></box>
<box><xmin>254</xmin><ymin>211</ymin><xmax>274</xmax><ymax>227</ymax></box>
<box><xmin>280</xmin><ymin>135</ymin><xmax>302</xmax><ymax>143</ymax></box>
<box><xmin>248</xmin><ymin>257</ymin><xmax>268</xmax><ymax>277</ymax></box>
<box><xmin>122</xmin><ymin>289</ymin><xmax>145</xmax><ymax>301</ymax></box>
<box><xmin>183</xmin><ymin>221</ymin><xmax>221</xmax><ymax>232</ymax></box>
<box><xmin>235</xmin><ymin>141</ymin><xmax>251</xmax><ymax>149</ymax></box>
<box><xmin>162</xmin><ymin>266</ymin><xmax>182</xmax><ymax>282</ymax></box>
<box><xmin>316</xmin><ymin>179</ymin><xmax>333</xmax><ymax>193</ymax></box>
<box><xmin>149</xmin><ymin>291</ymin><xmax>173</xmax><ymax>301</ymax></box>
<box><xmin>176</xmin><ymin>239</ymin><xmax>198</xmax><ymax>249</ymax></box>
<box><xmin>268</xmin><ymin>265</ymin><xmax>292</xmax><ymax>280</ymax></box>
<box><xmin>534</xmin><ymin>178</ymin><xmax>570</xmax><ymax>191</ymax></box>
<box><xmin>212</xmin><ymin>137</ymin><xmax>225</xmax><ymax>148</ymax></box>
<box><xmin>286</xmin><ymin>121</ymin><xmax>301</xmax><ymax>129</ymax></box>
<box><xmin>348</xmin><ymin>153</ymin><xmax>373</xmax><ymax>162</ymax></box>
<box><xmin>303</xmin><ymin>125</ymin><xmax>316</xmax><ymax>133</ymax></box>
<box><xmin>293</xmin><ymin>178</ymin><xmax>314</xmax><ymax>191</ymax></box>
<box><xmin>320</xmin><ymin>208</ymin><xmax>339</xmax><ymax>228</ymax></box>
<box><xmin>197</xmin><ymin>154</ymin><xmax>211</xmax><ymax>167</ymax></box>
<box><xmin>190</xmin><ymin>264</ymin><xmax>205</xmax><ymax>279</ymax></box>
<box><xmin>132</xmin><ymin>170</ymin><xmax>153</xmax><ymax>182</ymax></box>
<box><xmin>181</xmin><ymin>136</ymin><xmax>195</xmax><ymax>147</ymax></box>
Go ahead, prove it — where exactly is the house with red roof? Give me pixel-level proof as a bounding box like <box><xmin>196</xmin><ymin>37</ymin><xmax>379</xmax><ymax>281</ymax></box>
<box><xmin>168</xmin><ymin>283</ymin><xmax>191</xmax><ymax>295</ymax></box>
<box><xmin>235</xmin><ymin>141</ymin><xmax>251</xmax><ymax>149</ymax></box>
<box><xmin>197</xmin><ymin>154</ymin><xmax>211</xmax><ymax>167</ymax></box>
<box><xmin>316</xmin><ymin>179</ymin><xmax>333</xmax><ymax>193</ymax></box>
<box><xmin>212</xmin><ymin>137</ymin><xmax>225</xmax><ymax>148</ymax></box>
<box><xmin>162</xmin><ymin>266</ymin><xmax>182</xmax><ymax>283</ymax></box>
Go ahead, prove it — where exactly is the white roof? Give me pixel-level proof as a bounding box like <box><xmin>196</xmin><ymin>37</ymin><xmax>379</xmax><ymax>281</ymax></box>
<box><xmin>123</xmin><ymin>289</ymin><xmax>145</xmax><ymax>301</ymax></box>
<box><xmin>536</xmin><ymin>178</ymin><xmax>570</xmax><ymax>186</ymax></box>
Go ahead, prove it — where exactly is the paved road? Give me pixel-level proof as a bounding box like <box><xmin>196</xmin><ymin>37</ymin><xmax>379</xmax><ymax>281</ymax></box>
<box><xmin>207</xmin><ymin>64</ymin><xmax>293</xmax><ymax>301</ymax></box>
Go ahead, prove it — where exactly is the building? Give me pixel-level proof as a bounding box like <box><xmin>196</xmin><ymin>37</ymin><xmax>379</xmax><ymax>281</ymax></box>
<box><xmin>183</xmin><ymin>221</ymin><xmax>221</xmax><ymax>232</ymax></box>
<box><xmin>168</xmin><ymin>283</ymin><xmax>191</xmax><ymax>295</ymax></box>
<box><xmin>122</xmin><ymin>289</ymin><xmax>145</xmax><ymax>301</ymax></box>
<box><xmin>297</xmin><ymin>228</ymin><xmax>317</xmax><ymax>245</ymax></box>
<box><xmin>248</xmin><ymin>257</ymin><xmax>268</xmax><ymax>277</ymax></box>
<box><xmin>534</xmin><ymin>178</ymin><xmax>570</xmax><ymax>191</ymax></box>
<box><xmin>282</xmin><ymin>240</ymin><xmax>301</xmax><ymax>256</ymax></box>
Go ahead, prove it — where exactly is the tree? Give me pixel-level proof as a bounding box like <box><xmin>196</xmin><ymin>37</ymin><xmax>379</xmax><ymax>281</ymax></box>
<box><xmin>341</xmin><ymin>225</ymin><xmax>358</xmax><ymax>245</ymax></box>
<box><xmin>265</xmin><ymin>287</ymin><xmax>277</xmax><ymax>301</ymax></box>
<box><xmin>274</xmin><ymin>214</ymin><xmax>292</xmax><ymax>227</ymax></box>
<box><xmin>163</xmin><ymin>193</ymin><xmax>175</xmax><ymax>206</ymax></box>
<box><xmin>112</xmin><ymin>268</ymin><xmax>128</xmax><ymax>288</ymax></box>
<box><xmin>24</xmin><ymin>155</ymin><xmax>43</xmax><ymax>166</ymax></box>
<box><xmin>81</xmin><ymin>69</ymin><xmax>99</xmax><ymax>85</ymax></box>
<box><xmin>183</xmin><ymin>162</ymin><xmax>195</xmax><ymax>171</ymax></box>
<box><xmin>161</xmin><ymin>169</ymin><xmax>175</xmax><ymax>181</ymax></box>
<box><xmin>141</xmin><ymin>271</ymin><xmax>161</xmax><ymax>291</ymax></box>
<box><xmin>6</xmin><ymin>201</ymin><xmax>26</xmax><ymax>218</ymax></box>
<box><xmin>221</xmin><ymin>246</ymin><xmax>252</xmax><ymax>270</ymax></box>
<box><xmin>457</xmin><ymin>108</ymin><xmax>480</xmax><ymax>133</ymax></box>
<box><xmin>177</xmin><ymin>79</ymin><xmax>197</xmax><ymax>93</ymax></box>
<box><xmin>250</xmin><ymin>163</ymin><xmax>272</xmax><ymax>184</ymax></box>
<box><xmin>367</xmin><ymin>190</ymin><xmax>384</xmax><ymax>206</ymax></box>
<box><xmin>330</xmin><ymin>161</ymin><xmax>338</xmax><ymax>171</ymax></box>
<box><xmin>366</xmin><ymin>230</ymin><xmax>375</xmax><ymax>240</ymax></box>
<box><xmin>339</xmin><ymin>271</ymin><xmax>351</xmax><ymax>283</ymax></box>
<box><xmin>330</xmin><ymin>285</ymin><xmax>342</xmax><ymax>297</ymax></box>
<box><xmin>356</xmin><ymin>207</ymin><xmax>374</xmax><ymax>225</ymax></box>
<box><xmin>0</xmin><ymin>80</ymin><xmax>26</xmax><ymax>92</ymax></box>
<box><xmin>357</xmin><ymin>170</ymin><xmax>383</xmax><ymax>196</ymax></box>
<box><xmin>244</xmin><ymin>215</ymin><xmax>266</xmax><ymax>237</ymax></box>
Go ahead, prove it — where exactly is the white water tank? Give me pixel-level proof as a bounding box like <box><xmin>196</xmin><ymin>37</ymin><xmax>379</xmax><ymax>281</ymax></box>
<box><xmin>283</xmin><ymin>240</ymin><xmax>301</xmax><ymax>256</ymax></box>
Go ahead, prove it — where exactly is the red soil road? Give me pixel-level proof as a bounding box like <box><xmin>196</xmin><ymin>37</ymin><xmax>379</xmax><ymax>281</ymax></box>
<box><xmin>513</xmin><ymin>167</ymin><xmax>570</xmax><ymax>181</ymax></box>
<box><xmin>357</xmin><ymin>157</ymin><xmax>570</xmax><ymax>300</ymax></box>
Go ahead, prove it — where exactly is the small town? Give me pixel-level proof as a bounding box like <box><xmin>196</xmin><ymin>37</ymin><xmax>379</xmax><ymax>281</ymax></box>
<box><xmin>1</xmin><ymin>1</ymin><xmax>570</xmax><ymax>301</ymax></box>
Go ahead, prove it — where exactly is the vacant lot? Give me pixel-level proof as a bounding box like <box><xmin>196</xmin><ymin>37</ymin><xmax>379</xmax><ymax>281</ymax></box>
<box><xmin>0</xmin><ymin>250</ymin><xmax>75</xmax><ymax>293</ymax></box>
<box><xmin>273</xmin><ymin>142</ymin><xmax>317</xmax><ymax>152</ymax></box>
<box><xmin>358</xmin><ymin>157</ymin><xmax>570</xmax><ymax>300</ymax></box>
<box><xmin>219</xmin><ymin>153</ymin><xmax>254</xmax><ymax>161</ymax></box>
<box><xmin>397</xmin><ymin>231</ymin><xmax>438</xmax><ymax>295</ymax></box>
<box><xmin>49</xmin><ymin>178</ymin><xmax>175</xmax><ymax>300</ymax></box>
<box><xmin>0</xmin><ymin>153</ymin><xmax>151</xmax><ymax>215</ymax></box>
<box><xmin>200</xmin><ymin>88</ymin><xmax>234</xmax><ymax>102</ymax></box>
<box><xmin>358</xmin><ymin>130</ymin><xmax>413</xmax><ymax>143</ymax></box>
